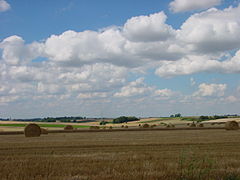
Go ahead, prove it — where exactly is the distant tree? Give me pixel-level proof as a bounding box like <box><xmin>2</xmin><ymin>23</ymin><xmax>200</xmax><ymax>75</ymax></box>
<box><xmin>199</xmin><ymin>116</ymin><xmax>209</xmax><ymax>121</ymax></box>
<box><xmin>174</xmin><ymin>113</ymin><xmax>182</xmax><ymax>117</ymax></box>
<box><xmin>112</xmin><ymin>116</ymin><xmax>139</xmax><ymax>124</ymax></box>
<box><xmin>99</xmin><ymin>121</ymin><xmax>108</xmax><ymax>125</ymax></box>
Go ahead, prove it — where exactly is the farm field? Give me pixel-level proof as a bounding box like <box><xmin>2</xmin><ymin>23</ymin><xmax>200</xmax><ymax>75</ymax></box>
<box><xmin>1</xmin><ymin>117</ymin><xmax>239</xmax><ymax>132</ymax></box>
<box><xmin>0</xmin><ymin>129</ymin><xmax>240</xmax><ymax>180</ymax></box>
<box><xmin>0</xmin><ymin>121</ymin><xmax>91</xmax><ymax>132</ymax></box>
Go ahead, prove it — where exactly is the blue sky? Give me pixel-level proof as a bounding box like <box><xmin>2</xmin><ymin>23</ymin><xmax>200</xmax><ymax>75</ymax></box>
<box><xmin>1</xmin><ymin>0</ymin><xmax>240</xmax><ymax>118</ymax></box>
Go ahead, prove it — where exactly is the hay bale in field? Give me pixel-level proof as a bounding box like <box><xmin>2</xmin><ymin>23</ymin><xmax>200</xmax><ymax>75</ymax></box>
<box><xmin>166</xmin><ymin>124</ymin><xmax>171</xmax><ymax>128</ymax></box>
<box><xmin>40</xmin><ymin>128</ymin><xmax>48</xmax><ymax>134</ymax></box>
<box><xmin>161</xmin><ymin>122</ymin><xmax>167</xmax><ymax>125</ymax></box>
<box><xmin>121</xmin><ymin>125</ymin><xmax>125</xmax><ymax>128</ymax></box>
<box><xmin>124</xmin><ymin>125</ymin><xmax>128</xmax><ymax>128</ymax></box>
<box><xmin>225</xmin><ymin>121</ymin><xmax>239</xmax><ymax>130</ymax></box>
<box><xmin>197</xmin><ymin>123</ymin><xmax>204</xmax><ymax>127</ymax></box>
<box><xmin>190</xmin><ymin>123</ymin><xmax>196</xmax><ymax>127</ymax></box>
<box><xmin>151</xmin><ymin>124</ymin><xmax>157</xmax><ymax>128</ymax></box>
<box><xmin>64</xmin><ymin>125</ymin><xmax>74</xmax><ymax>131</ymax></box>
<box><xmin>142</xmin><ymin>124</ymin><xmax>150</xmax><ymax>128</ymax></box>
<box><xmin>166</xmin><ymin>123</ymin><xmax>175</xmax><ymax>128</ymax></box>
<box><xmin>24</xmin><ymin>124</ymin><xmax>41</xmax><ymax>137</ymax></box>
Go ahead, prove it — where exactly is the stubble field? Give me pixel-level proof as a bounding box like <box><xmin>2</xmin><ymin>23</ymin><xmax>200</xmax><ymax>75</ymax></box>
<box><xmin>0</xmin><ymin>129</ymin><xmax>240</xmax><ymax>180</ymax></box>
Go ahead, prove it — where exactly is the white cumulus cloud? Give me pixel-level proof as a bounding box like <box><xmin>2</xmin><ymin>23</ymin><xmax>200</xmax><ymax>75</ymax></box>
<box><xmin>114</xmin><ymin>78</ymin><xmax>153</xmax><ymax>97</ymax></box>
<box><xmin>169</xmin><ymin>0</ymin><xmax>222</xmax><ymax>13</ymax></box>
<box><xmin>0</xmin><ymin>0</ymin><xmax>10</xmax><ymax>12</ymax></box>
<box><xmin>193</xmin><ymin>83</ymin><xmax>227</xmax><ymax>97</ymax></box>
<box><xmin>177</xmin><ymin>5</ymin><xmax>240</xmax><ymax>53</ymax></box>
<box><xmin>155</xmin><ymin>50</ymin><xmax>240</xmax><ymax>77</ymax></box>
<box><xmin>123</xmin><ymin>12</ymin><xmax>175</xmax><ymax>42</ymax></box>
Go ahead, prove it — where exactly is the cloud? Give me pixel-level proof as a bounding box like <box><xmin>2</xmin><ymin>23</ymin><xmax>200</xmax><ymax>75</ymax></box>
<box><xmin>114</xmin><ymin>78</ymin><xmax>178</xmax><ymax>100</ymax></box>
<box><xmin>2</xmin><ymin>5</ymin><xmax>239</xmax><ymax>73</ymax></box>
<box><xmin>77</xmin><ymin>92</ymin><xmax>108</xmax><ymax>99</ymax></box>
<box><xmin>0</xmin><ymin>36</ymin><xmax>44</xmax><ymax>65</ymax></box>
<box><xmin>177</xmin><ymin>5</ymin><xmax>240</xmax><ymax>53</ymax></box>
<box><xmin>154</xmin><ymin>88</ymin><xmax>176</xmax><ymax>98</ymax></box>
<box><xmin>114</xmin><ymin>78</ymin><xmax>153</xmax><ymax>97</ymax></box>
<box><xmin>0</xmin><ymin>0</ymin><xmax>10</xmax><ymax>12</ymax></box>
<box><xmin>169</xmin><ymin>0</ymin><xmax>222</xmax><ymax>13</ymax></box>
<box><xmin>155</xmin><ymin>50</ymin><xmax>240</xmax><ymax>77</ymax></box>
<box><xmin>225</xmin><ymin>95</ymin><xmax>238</xmax><ymax>103</ymax></box>
<box><xmin>123</xmin><ymin>12</ymin><xmax>175</xmax><ymax>42</ymax></box>
<box><xmin>0</xmin><ymin>96</ymin><xmax>19</xmax><ymax>104</ymax></box>
<box><xmin>193</xmin><ymin>83</ymin><xmax>227</xmax><ymax>97</ymax></box>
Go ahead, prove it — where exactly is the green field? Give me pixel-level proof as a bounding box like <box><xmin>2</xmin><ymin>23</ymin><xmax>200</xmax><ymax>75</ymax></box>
<box><xmin>0</xmin><ymin>123</ymin><xmax>89</xmax><ymax>128</ymax></box>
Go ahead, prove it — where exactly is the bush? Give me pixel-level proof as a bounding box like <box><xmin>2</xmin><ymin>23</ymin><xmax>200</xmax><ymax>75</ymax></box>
<box><xmin>99</xmin><ymin>121</ymin><xmax>108</xmax><ymax>125</ymax></box>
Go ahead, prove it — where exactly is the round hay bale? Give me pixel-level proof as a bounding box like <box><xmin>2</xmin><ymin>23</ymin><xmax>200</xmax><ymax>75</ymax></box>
<box><xmin>41</xmin><ymin>128</ymin><xmax>48</xmax><ymax>134</ymax></box>
<box><xmin>24</xmin><ymin>124</ymin><xmax>41</xmax><ymax>137</ymax></box>
<box><xmin>151</xmin><ymin>124</ymin><xmax>157</xmax><ymax>128</ymax></box>
<box><xmin>64</xmin><ymin>125</ymin><xmax>74</xmax><ymax>131</ymax></box>
<box><xmin>190</xmin><ymin>123</ymin><xmax>196</xmax><ymax>127</ymax></box>
<box><xmin>197</xmin><ymin>124</ymin><xmax>204</xmax><ymax>127</ymax></box>
<box><xmin>225</xmin><ymin>121</ymin><xmax>239</xmax><ymax>130</ymax></box>
<box><xmin>142</xmin><ymin>124</ymin><xmax>150</xmax><ymax>128</ymax></box>
<box><xmin>166</xmin><ymin>124</ymin><xmax>175</xmax><ymax>128</ymax></box>
<box><xmin>124</xmin><ymin>125</ymin><xmax>128</xmax><ymax>128</ymax></box>
<box><xmin>121</xmin><ymin>125</ymin><xmax>125</xmax><ymax>128</ymax></box>
<box><xmin>166</xmin><ymin>124</ymin><xmax>171</xmax><ymax>128</ymax></box>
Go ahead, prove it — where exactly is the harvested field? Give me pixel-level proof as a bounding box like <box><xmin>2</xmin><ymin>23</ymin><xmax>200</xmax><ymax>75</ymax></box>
<box><xmin>0</xmin><ymin>129</ymin><xmax>240</xmax><ymax>180</ymax></box>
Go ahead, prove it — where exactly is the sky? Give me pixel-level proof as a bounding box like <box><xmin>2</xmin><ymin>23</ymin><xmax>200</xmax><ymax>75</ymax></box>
<box><xmin>1</xmin><ymin>0</ymin><xmax>240</xmax><ymax>118</ymax></box>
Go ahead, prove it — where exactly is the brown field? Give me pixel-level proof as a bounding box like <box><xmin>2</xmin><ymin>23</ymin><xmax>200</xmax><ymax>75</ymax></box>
<box><xmin>0</xmin><ymin>129</ymin><xmax>240</xmax><ymax>180</ymax></box>
<box><xmin>2</xmin><ymin>117</ymin><xmax>238</xmax><ymax>132</ymax></box>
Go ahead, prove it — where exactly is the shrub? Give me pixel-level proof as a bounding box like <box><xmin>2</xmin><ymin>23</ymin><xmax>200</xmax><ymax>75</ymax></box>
<box><xmin>99</xmin><ymin>121</ymin><xmax>108</xmax><ymax>125</ymax></box>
